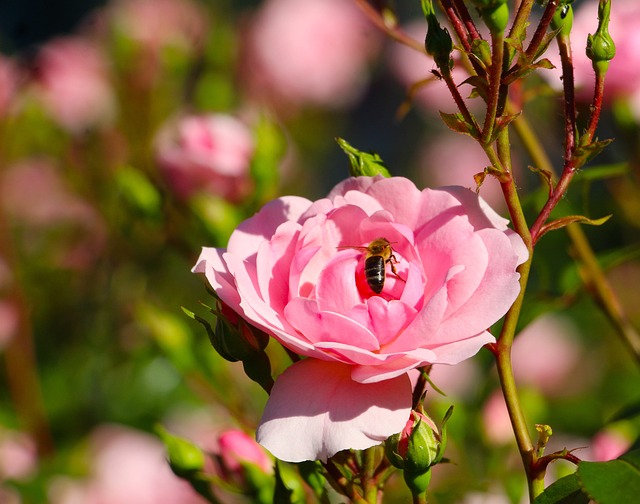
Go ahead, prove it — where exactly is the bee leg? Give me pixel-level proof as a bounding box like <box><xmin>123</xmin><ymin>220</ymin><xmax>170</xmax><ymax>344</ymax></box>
<box><xmin>387</xmin><ymin>254</ymin><xmax>406</xmax><ymax>283</ymax></box>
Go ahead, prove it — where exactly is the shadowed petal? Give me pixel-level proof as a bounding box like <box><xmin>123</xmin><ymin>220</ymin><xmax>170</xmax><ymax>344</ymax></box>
<box><xmin>256</xmin><ymin>359</ymin><xmax>412</xmax><ymax>462</ymax></box>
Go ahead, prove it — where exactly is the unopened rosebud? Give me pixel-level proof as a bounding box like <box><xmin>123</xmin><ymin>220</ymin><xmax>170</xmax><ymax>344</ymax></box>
<box><xmin>404</xmin><ymin>411</ymin><xmax>442</xmax><ymax>472</ymax></box>
<box><xmin>586</xmin><ymin>0</ymin><xmax>615</xmax><ymax>73</ymax></box>
<box><xmin>471</xmin><ymin>0</ymin><xmax>509</xmax><ymax>34</ymax></box>
<box><xmin>386</xmin><ymin>410</ymin><xmax>440</xmax><ymax>496</ymax></box>
<box><xmin>551</xmin><ymin>2</ymin><xmax>574</xmax><ymax>37</ymax></box>
<box><xmin>421</xmin><ymin>0</ymin><xmax>453</xmax><ymax>70</ymax></box>
<box><xmin>216</xmin><ymin>430</ymin><xmax>274</xmax><ymax>498</ymax></box>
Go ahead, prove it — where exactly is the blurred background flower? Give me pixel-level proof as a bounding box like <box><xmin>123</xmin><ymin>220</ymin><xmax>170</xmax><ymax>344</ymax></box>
<box><xmin>0</xmin><ymin>0</ymin><xmax>637</xmax><ymax>502</ymax></box>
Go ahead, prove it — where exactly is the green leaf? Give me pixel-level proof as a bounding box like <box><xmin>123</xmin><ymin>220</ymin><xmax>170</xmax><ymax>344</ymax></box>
<box><xmin>439</xmin><ymin>112</ymin><xmax>479</xmax><ymax>138</ymax></box>
<box><xmin>533</xmin><ymin>473</ymin><xmax>589</xmax><ymax>504</ymax></box>
<box><xmin>115</xmin><ymin>165</ymin><xmax>162</xmax><ymax>216</ymax></box>
<box><xmin>336</xmin><ymin>137</ymin><xmax>391</xmax><ymax>178</ymax></box>
<box><xmin>577</xmin><ymin>449</ymin><xmax>640</xmax><ymax>504</ymax></box>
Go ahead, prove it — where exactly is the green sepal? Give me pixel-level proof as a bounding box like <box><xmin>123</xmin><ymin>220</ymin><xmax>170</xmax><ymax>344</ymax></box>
<box><xmin>182</xmin><ymin>306</ymin><xmax>239</xmax><ymax>363</ymax></box>
<box><xmin>241</xmin><ymin>350</ymin><xmax>274</xmax><ymax>394</ymax></box>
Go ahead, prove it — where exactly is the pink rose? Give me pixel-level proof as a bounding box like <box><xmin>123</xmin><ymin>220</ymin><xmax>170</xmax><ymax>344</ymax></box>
<box><xmin>155</xmin><ymin>114</ymin><xmax>254</xmax><ymax>201</ymax></box>
<box><xmin>244</xmin><ymin>0</ymin><xmax>380</xmax><ymax>111</ymax></box>
<box><xmin>193</xmin><ymin>176</ymin><xmax>527</xmax><ymax>462</ymax></box>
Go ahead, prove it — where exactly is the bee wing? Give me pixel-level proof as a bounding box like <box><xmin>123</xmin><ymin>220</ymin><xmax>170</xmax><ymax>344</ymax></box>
<box><xmin>336</xmin><ymin>245</ymin><xmax>369</xmax><ymax>252</ymax></box>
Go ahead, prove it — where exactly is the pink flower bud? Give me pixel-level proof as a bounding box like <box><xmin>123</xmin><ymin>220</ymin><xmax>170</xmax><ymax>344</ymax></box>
<box><xmin>216</xmin><ymin>430</ymin><xmax>273</xmax><ymax>486</ymax></box>
<box><xmin>155</xmin><ymin>114</ymin><xmax>254</xmax><ymax>202</ymax></box>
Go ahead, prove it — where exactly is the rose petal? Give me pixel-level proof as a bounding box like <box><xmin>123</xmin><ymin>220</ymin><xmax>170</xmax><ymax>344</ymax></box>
<box><xmin>284</xmin><ymin>298</ymin><xmax>380</xmax><ymax>352</ymax></box>
<box><xmin>228</xmin><ymin>196</ymin><xmax>311</xmax><ymax>261</ymax></box>
<box><xmin>435</xmin><ymin>228</ymin><xmax>521</xmax><ymax>342</ymax></box>
<box><xmin>427</xmin><ymin>331</ymin><xmax>496</xmax><ymax>364</ymax></box>
<box><xmin>256</xmin><ymin>359</ymin><xmax>412</xmax><ymax>462</ymax></box>
<box><xmin>192</xmin><ymin>247</ymin><xmax>241</xmax><ymax>312</ymax></box>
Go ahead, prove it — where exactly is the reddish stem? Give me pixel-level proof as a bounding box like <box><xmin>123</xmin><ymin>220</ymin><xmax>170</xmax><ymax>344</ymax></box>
<box><xmin>451</xmin><ymin>0</ymin><xmax>482</xmax><ymax>43</ymax></box>
<box><xmin>440</xmin><ymin>0</ymin><xmax>472</xmax><ymax>52</ymax></box>
<box><xmin>525</xmin><ymin>0</ymin><xmax>560</xmax><ymax>60</ymax></box>
<box><xmin>585</xmin><ymin>68</ymin><xmax>607</xmax><ymax>143</ymax></box>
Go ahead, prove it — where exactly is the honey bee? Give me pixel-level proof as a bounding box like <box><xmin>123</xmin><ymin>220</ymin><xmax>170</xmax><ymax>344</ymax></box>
<box><xmin>338</xmin><ymin>237</ymin><xmax>404</xmax><ymax>294</ymax></box>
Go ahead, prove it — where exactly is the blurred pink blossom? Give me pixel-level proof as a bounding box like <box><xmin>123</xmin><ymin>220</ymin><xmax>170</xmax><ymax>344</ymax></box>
<box><xmin>216</xmin><ymin>429</ymin><xmax>273</xmax><ymax>485</ymax></box>
<box><xmin>511</xmin><ymin>314</ymin><xmax>583</xmax><ymax>396</ymax></box>
<box><xmin>428</xmin><ymin>359</ymin><xmax>481</xmax><ymax>400</ymax></box>
<box><xmin>33</xmin><ymin>36</ymin><xmax>115</xmax><ymax>132</ymax></box>
<box><xmin>0</xmin><ymin>55</ymin><xmax>19</xmax><ymax>118</ymax></box>
<box><xmin>155</xmin><ymin>113</ymin><xmax>254</xmax><ymax>201</ymax></box>
<box><xmin>590</xmin><ymin>429</ymin><xmax>631</xmax><ymax>462</ymax></box>
<box><xmin>417</xmin><ymin>133</ymin><xmax>506</xmax><ymax>212</ymax></box>
<box><xmin>0</xmin><ymin>430</ymin><xmax>37</xmax><ymax>481</ymax></box>
<box><xmin>1</xmin><ymin>159</ymin><xmax>107</xmax><ymax>268</ymax></box>
<box><xmin>388</xmin><ymin>21</ymin><xmax>479</xmax><ymax>115</ymax></box>
<box><xmin>243</xmin><ymin>0</ymin><xmax>380</xmax><ymax>111</ymax></box>
<box><xmin>482</xmin><ymin>390</ymin><xmax>513</xmax><ymax>445</ymax></box>
<box><xmin>109</xmin><ymin>0</ymin><xmax>207</xmax><ymax>54</ymax></box>
<box><xmin>49</xmin><ymin>425</ymin><xmax>205</xmax><ymax>504</ymax></box>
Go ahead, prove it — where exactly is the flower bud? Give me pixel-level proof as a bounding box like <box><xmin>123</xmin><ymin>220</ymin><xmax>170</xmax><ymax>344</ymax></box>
<box><xmin>422</xmin><ymin>0</ymin><xmax>453</xmax><ymax>70</ymax></box>
<box><xmin>551</xmin><ymin>3</ymin><xmax>574</xmax><ymax>37</ymax></box>
<box><xmin>336</xmin><ymin>137</ymin><xmax>391</xmax><ymax>178</ymax></box>
<box><xmin>470</xmin><ymin>0</ymin><xmax>509</xmax><ymax>34</ymax></box>
<box><xmin>216</xmin><ymin>430</ymin><xmax>274</xmax><ymax>502</ymax></box>
<box><xmin>586</xmin><ymin>0</ymin><xmax>615</xmax><ymax>73</ymax></box>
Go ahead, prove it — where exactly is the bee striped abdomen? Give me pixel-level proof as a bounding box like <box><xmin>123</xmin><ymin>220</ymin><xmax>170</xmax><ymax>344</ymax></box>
<box><xmin>364</xmin><ymin>255</ymin><xmax>385</xmax><ymax>294</ymax></box>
